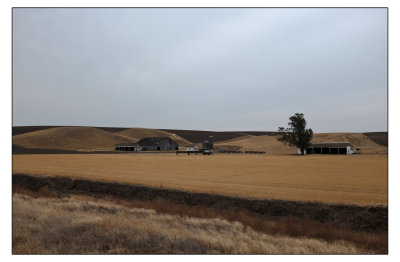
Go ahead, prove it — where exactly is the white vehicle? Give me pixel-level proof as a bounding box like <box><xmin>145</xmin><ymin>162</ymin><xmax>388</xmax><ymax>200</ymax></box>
<box><xmin>202</xmin><ymin>149</ymin><xmax>213</xmax><ymax>155</ymax></box>
<box><xmin>186</xmin><ymin>145</ymin><xmax>199</xmax><ymax>152</ymax></box>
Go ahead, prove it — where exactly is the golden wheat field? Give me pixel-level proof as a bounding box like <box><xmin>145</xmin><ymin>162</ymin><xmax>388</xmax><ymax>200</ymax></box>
<box><xmin>12</xmin><ymin>153</ymin><xmax>387</xmax><ymax>205</ymax></box>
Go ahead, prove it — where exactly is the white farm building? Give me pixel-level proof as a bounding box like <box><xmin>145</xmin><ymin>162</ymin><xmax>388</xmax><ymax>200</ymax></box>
<box><xmin>298</xmin><ymin>142</ymin><xmax>356</xmax><ymax>155</ymax></box>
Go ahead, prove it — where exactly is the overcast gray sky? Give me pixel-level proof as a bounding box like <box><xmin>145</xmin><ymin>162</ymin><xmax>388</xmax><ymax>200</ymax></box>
<box><xmin>12</xmin><ymin>8</ymin><xmax>387</xmax><ymax>132</ymax></box>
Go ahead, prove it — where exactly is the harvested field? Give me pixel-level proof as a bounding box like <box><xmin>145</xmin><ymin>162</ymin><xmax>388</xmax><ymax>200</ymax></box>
<box><xmin>159</xmin><ymin>129</ymin><xmax>274</xmax><ymax>143</ymax></box>
<box><xmin>215</xmin><ymin>134</ymin><xmax>296</xmax><ymax>154</ymax></box>
<box><xmin>12</xmin><ymin>154</ymin><xmax>387</xmax><ymax>205</ymax></box>
<box><xmin>12</xmin><ymin>193</ymin><xmax>369</xmax><ymax>254</ymax></box>
<box><xmin>116</xmin><ymin>127</ymin><xmax>176</xmax><ymax>141</ymax></box>
<box><xmin>364</xmin><ymin>132</ymin><xmax>388</xmax><ymax>147</ymax></box>
<box><xmin>158</xmin><ymin>129</ymin><xmax>242</xmax><ymax>143</ymax></box>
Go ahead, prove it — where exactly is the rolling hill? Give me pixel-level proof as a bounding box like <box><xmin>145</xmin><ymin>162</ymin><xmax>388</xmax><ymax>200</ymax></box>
<box><xmin>160</xmin><ymin>129</ymin><xmax>274</xmax><ymax>143</ymax></box>
<box><xmin>12</xmin><ymin>126</ymin><xmax>387</xmax><ymax>154</ymax></box>
<box><xmin>215</xmin><ymin>132</ymin><xmax>387</xmax><ymax>154</ymax></box>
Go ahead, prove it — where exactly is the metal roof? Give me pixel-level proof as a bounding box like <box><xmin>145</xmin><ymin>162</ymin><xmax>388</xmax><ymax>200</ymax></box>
<box><xmin>137</xmin><ymin>137</ymin><xmax>178</xmax><ymax>146</ymax></box>
<box><xmin>310</xmin><ymin>142</ymin><xmax>354</xmax><ymax>148</ymax></box>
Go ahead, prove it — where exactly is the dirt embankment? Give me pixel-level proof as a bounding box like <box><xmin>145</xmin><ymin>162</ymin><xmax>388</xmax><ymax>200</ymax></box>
<box><xmin>13</xmin><ymin>174</ymin><xmax>387</xmax><ymax>234</ymax></box>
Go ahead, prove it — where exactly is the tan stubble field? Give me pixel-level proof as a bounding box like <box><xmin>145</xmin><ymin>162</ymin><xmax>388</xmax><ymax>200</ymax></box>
<box><xmin>12</xmin><ymin>153</ymin><xmax>387</xmax><ymax>206</ymax></box>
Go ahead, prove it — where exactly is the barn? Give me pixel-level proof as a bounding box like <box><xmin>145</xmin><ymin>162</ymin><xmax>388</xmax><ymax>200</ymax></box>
<box><xmin>115</xmin><ymin>143</ymin><xmax>142</xmax><ymax>151</ymax></box>
<box><xmin>137</xmin><ymin>137</ymin><xmax>179</xmax><ymax>151</ymax></box>
<box><xmin>299</xmin><ymin>142</ymin><xmax>355</xmax><ymax>155</ymax></box>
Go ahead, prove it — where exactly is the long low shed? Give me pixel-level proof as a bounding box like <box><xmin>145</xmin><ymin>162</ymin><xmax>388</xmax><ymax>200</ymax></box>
<box><xmin>299</xmin><ymin>142</ymin><xmax>356</xmax><ymax>155</ymax></box>
<box><xmin>115</xmin><ymin>143</ymin><xmax>142</xmax><ymax>151</ymax></box>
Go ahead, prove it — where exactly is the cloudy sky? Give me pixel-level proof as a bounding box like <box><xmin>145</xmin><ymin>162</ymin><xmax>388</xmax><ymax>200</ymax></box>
<box><xmin>12</xmin><ymin>8</ymin><xmax>387</xmax><ymax>132</ymax></box>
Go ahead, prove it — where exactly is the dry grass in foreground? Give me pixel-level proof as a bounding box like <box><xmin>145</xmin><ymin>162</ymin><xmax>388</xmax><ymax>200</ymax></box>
<box><xmin>13</xmin><ymin>194</ymin><xmax>367</xmax><ymax>254</ymax></box>
<box><xmin>12</xmin><ymin>180</ymin><xmax>388</xmax><ymax>254</ymax></box>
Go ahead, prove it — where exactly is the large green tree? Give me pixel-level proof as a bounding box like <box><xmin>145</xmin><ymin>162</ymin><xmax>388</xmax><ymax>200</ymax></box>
<box><xmin>277</xmin><ymin>113</ymin><xmax>313</xmax><ymax>155</ymax></box>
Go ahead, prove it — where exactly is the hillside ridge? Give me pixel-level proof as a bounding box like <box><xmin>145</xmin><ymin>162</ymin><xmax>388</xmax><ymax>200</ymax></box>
<box><xmin>12</xmin><ymin>126</ymin><xmax>387</xmax><ymax>154</ymax></box>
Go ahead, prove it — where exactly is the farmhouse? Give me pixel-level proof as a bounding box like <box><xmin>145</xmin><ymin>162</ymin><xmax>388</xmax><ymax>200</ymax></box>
<box><xmin>299</xmin><ymin>142</ymin><xmax>356</xmax><ymax>155</ymax></box>
<box><xmin>115</xmin><ymin>143</ymin><xmax>142</xmax><ymax>151</ymax></box>
<box><xmin>137</xmin><ymin>137</ymin><xmax>179</xmax><ymax>151</ymax></box>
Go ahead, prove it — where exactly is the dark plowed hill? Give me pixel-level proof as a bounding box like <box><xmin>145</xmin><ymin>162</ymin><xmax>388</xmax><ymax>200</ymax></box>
<box><xmin>239</xmin><ymin>131</ymin><xmax>278</xmax><ymax>136</ymax></box>
<box><xmin>160</xmin><ymin>129</ymin><xmax>275</xmax><ymax>143</ymax></box>
<box><xmin>364</xmin><ymin>132</ymin><xmax>388</xmax><ymax>147</ymax></box>
<box><xmin>13</xmin><ymin>126</ymin><xmax>129</xmax><ymax>136</ymax></box>
<box><xmin>94</xmin><ymin>127</ymin><xmax>129</xmax><ymax>133</ymax></box>
<box><xmin>13</xmin><ymin>126</ymin><xmax>59</xmax><ymax>136</ymax></box>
